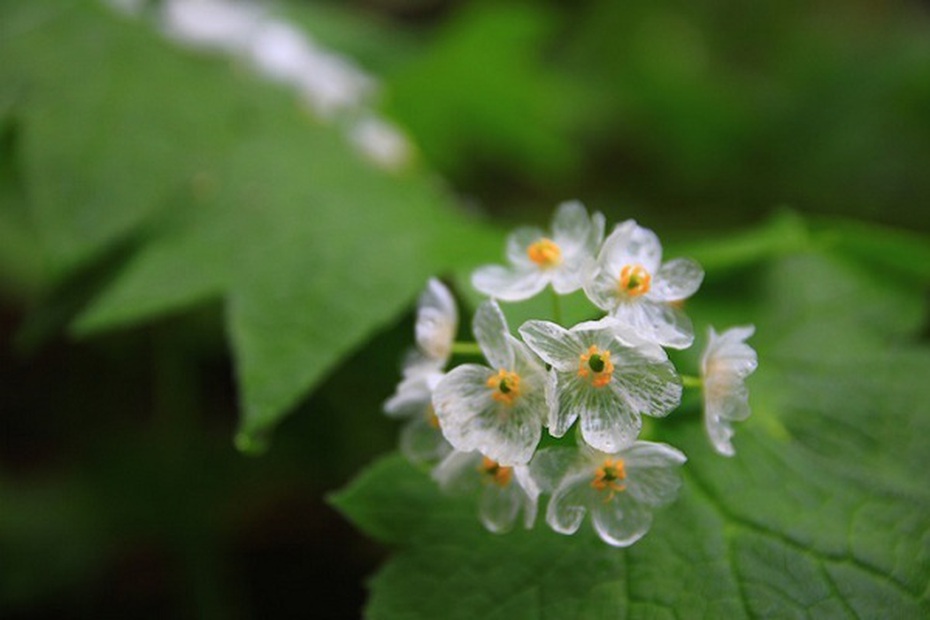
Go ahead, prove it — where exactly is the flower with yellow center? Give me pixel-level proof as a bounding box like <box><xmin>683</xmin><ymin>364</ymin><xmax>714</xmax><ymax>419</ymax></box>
<box><xmin>433</xmin><ymin>300</ymin><xmax>548</xmax><ymax>466</ymax></box>
<box><xmin>584</xmin><ymin>220</ymin><xmax>704</xmax><ymax>349</ymax></box>
<box><xmin>434</xmin><ymin>450</ymin><xmax>540</xmax><ymax>533</ymax></box>
<box><xmin>526</xmin><ymin>238</ymin><xmax>563</xmax><ymax>269</ymax></box>
<box><xmin>532</xmin><ymin>441</ymin><xmax>686</xmax><ymax>547</ymax></box>
<box><xmin>384</xmin><ymin>279</ymin><xmax>457</xmax><ymax>464</ymax></box>
<box><xmin>701</xmin><ymin>325</ymin><xmax>758</xmax><ymax>457</ymax></box>
<box><xmin>472</xmin><ymin>201</ymin><xmax>605</xmax><ymax>301</ymax></box>
<box><xmin>519</xmin><ymin>317</ymin><xmax>682</xmax><ymax>453</ymax></box>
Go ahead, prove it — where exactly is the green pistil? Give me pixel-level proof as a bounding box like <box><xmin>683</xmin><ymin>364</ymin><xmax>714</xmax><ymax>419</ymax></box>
<box><xmin>499</xmin><ymin>379</ymin><xmax>512</xmax><ymax>394</ymax></box>
<box><xmin>588</xmin><ymin>354</ymin><xmax>605</xmax><ymax>373</ymax></box>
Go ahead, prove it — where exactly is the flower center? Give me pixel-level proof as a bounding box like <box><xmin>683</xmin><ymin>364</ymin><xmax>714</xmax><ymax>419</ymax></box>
<box><xmin>618</xmin><ymin>264</ymin><xmax>651</xmax><ymax>297</ymax></box>
<box><xmin>591</xmin><ymin>458</ymin><xmax>627</xmax><ymax>501</ymax></box>
<box><xmin>578</xmin><ymin>345</ymin><xmax>614</xmax><ymax>388</ymax></box>
<box><xmin>527</xmin><ymin>238</ymin><xmax>563</xmax><ymax>268</ymax></box>
<box><xmin>426</xmin><ymin>405</ymin><xmax>441</xmax><ymax>429</ymax></box>
<box><xmin>479</xmin><ymin>456</ymin><xmax>513</xmax><ymax>487</ymax></box>
<box><xmin>486</xmin><ymin>368</ymin><xmax>522</xmax><ymax>405</ymax></box>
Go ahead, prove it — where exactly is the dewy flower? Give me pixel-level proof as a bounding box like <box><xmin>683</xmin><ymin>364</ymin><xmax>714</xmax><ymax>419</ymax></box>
<box><xmin>472</xmin><ymin>201</ymin><xmax>606</xmax><ymax>301</ymax></box>
<box><xmin>432</xmin><ymin>300</ymin><xmax>547</xmax><ymax>465</ymax></box>
<box><xmin>701</xmin><ymin>325</ymin><xmax>758</xmax><ymax>457</ymax></box>
<box><xmin>534</xmin><ymin>441</ymin><xmax>686</xmax><ymax>547</ymax></box>
<box><xmin>383</xmin><ymin>279</ymin><xmax>458</xmax><ymax>462</ymax></box>
<box><xmin>519</xmin><ymin>318</ymin><xmax>682</xmax><ymax>453</ymax></box>
<box><xmin>433</xmin><ymin>450</ymin><xmax>540</xmax><ymax>533</ymax></box>
<box><xmin>584</xmin><ymin>220</ymin><xmax>704</xmax><ymax>349</ymax></box>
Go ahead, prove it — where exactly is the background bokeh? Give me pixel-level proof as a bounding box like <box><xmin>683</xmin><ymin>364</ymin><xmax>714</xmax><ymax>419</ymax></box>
<box><xmin>1</xmin><ymin>0</ymin><xmax>929</xmax><ymax>618</ymax></box>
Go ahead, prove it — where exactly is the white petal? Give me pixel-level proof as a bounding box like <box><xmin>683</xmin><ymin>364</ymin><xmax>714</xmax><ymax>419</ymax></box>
<box><xmin>432</xmin><ymin>450</ymin><xmax>482</xmax><ymax>493</ymax></box>
<box><xmin>551</xmin><ymin>200</ymin><xmax>594</xmax><ymax>253</ymax></box>
<box><xmin>473</xmin><ymin>300</ymin><xmax>514</xmax><ymax>370</ymax></box>
<box><xmin>545</xmin><ymin>471</ymin><xmax>594</xmax><ymax>535</ymax></box>
<box><xmin>506</xmin><ymin>226</ymin><xmax>548</xmax><ymax>268</ymax></box>
<box><xmin>583</xmin><ymin>262</ymin><xmax>622</xmax><ymax>312</ymax></box>
<box><xmin>432</xmin><ymin>364</ymin><xmax>496</xmax><ymax>451</ymax></box>
<box><xmin>471</xmin><ymin>265</ymin><xmax>549</xmax><ymax>302</ymax></box>
<box><xmin>528</xmin><ymin>447</ymin><xmax>582</xmax><ymax>493</ymax></box>
<box><xmin>613</xmin><ymin>300</ymin><xmax>695</xmax><ymax>349</ymax></box>
<box><xmin>702</xmin><ymin>325</ymin><xmax>758</xmax><ymax>379</ymax></box>
<box><xmin>624</xmin><ymin>442</ymin><xmax>686</xmax><ymax>507</ymax></box>
<box><xmin>479</xmin><ymin>483</ymin><xmax>523</xmax><ymax>533</ymax></box>
<box><xmin>519</xmin><ymin>320</ymin><xmax>583</xmax><ymax>370</ymax></box>
<box><xmin>705</xmin><ymin>411</ymin><xmax>737</xmax><ymax>457</ymax></box>
<box><xmin>611</xmin><ymin>355</ymin><xmax>682</xmax><ymax>418</ymax></box>
<box><xmin>400</xmin><ymin>414</ymin><xmax>451</xmax><ymax>464</ymax></box>
<box><xmin>555</xmin><ymin>373</ymin><xmax>641</xmax><ymax>453</ymax></box>
<box><xmin>383</xmin><ymin>361</ymin><xmax>439</xmax><ymax>418</ymax></box>
<box><xmin>550</xmin><ymin>253</ymin><xmax>593</xmax><ymax>295</ymax></box>
<box><xmin>513</xmin><ymin>465</ymin><xmax>541</xmax><ymax>529</ymax></box>
<box><xmin>702</xmin><ymin>325</ymin><xmax>758</xmax><ymax>456</ymax></box>
<box><xmin>546</xmin><ymin>369</ymin><xmax>578</xmax><ymax>437</ymax></box>
<box><xmin>591</xmin><ymin>490</ymin><xmax>654</xmax><ymax>547</ymax></box>
<box><xmin>415</xmin><ymin>278</ymin><xmax>458</xmax><ymax>362</ymax></box>
<box><xmin>599</xmin><ymin>220</ymin><xmax>663</xmax><ymax>274</ymax></box>
<box><xmin>649</xmin><ymin>258</ymin><xmax>704</xmax><ymax>302</ymax></box>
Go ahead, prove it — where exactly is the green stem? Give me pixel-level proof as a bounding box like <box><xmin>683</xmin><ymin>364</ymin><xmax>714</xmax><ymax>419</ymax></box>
<box><xmin>681</xmin><ymin>374</ymin><xmax>703</xmax><ymax>389</ymax></box>
<box><xmin>451</xmin><ymin>341</ymin><xmax>483</xmax><ymax>356</ymax></box>
<box><xmin>550</xmin><ymin>287</ymin><xmax>563</xmax><ymax>325</ymax></box>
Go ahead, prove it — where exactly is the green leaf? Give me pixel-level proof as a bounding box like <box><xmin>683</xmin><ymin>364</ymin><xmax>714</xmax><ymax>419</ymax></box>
<box><xmin>1</xmin><ymin>1</ymin><xmax>498</xmax><ymax>445</ymax></box>
<box><xmin>333</xmin><ymin>250</ymin><xmax>930</xmax><ymax>617</ymax></box>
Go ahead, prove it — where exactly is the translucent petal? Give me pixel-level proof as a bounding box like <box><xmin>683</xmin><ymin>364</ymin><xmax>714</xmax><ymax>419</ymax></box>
<box><xmin>622</xmin><ymin>440</ymin><xmax>688</xmax><ymax>468</ymax></box>
<box><xmin>613</xmin><ymin>300</ymin><xmax>694</xmax><ymax>349</ymax></box>
<box><xmin>702</xmin><ymin>325</ymin><xmax>758</xmax><ymax>379</ymax></box>
<box><xmin>556</xmin><ymin>373</ymin><xmax>641</xmax><ymax>453</ymax></box>
<box><xmin>519</xmin><ymin>320</ymin><xmax>583</xmax><ymax>370</ymax></box>
<box><xmin>432</xmin><ymin>450</ymin><xmax>482</xmax><ymax>494</ymax></box>
<box><xmin>702</xmin><ymin>325</ymin><xmax>757</xmax><ymax>456</ymax></box>
<box><xmin>399</xmin><ymin>413</ymin><xmax>451</xmax><ymax>464</ymax></box>
<box><xmin>506</xmin><ymin>226</ymin><xmax>548</xmax><ymax>268</ymax></box>
<box><xmin>471</xmin><ymin>265</ymin><xmax>549</xmax><ymax>302</ymax></box>
<box><xmin>705</xmin><ymin>411</ymin><xmax>736</xmax><ymax>457</ymax></box>
<box><xmin>551</xmin><ymin>200</ymin><xmax>594</xmax><ymax>254</ymax></box>
<box><xmin>611</xmin><ymin>356</ymin><xmax>682</xmax><ymax>419</ymax></box>
<box><xmin>591</xmin><ymin>490</ymin><xmax>654</xmax><ymax>547</ymax></box>
<box><xmin>625</xmin><ymin>450</ymin><xmax>686</xmax><ymax>507</ymax></box>
<box><xmin>583</xmin><ymin>260</ymin><xmax>622</xmax><ymax>312</ymax></box>
<box><xmin>383</xmin><ymin>364</ymin><xmax>438</xmax><ymax>418</ymax></box>
<box><xmin>550</xmin><ymin>255</ymin><xmax>591</xmax><ymax>294</ymax></box>
<box><xmin>599</xmin><ymin>220</ymin><xmax>663</xmax><ymax>274</ymax></box>
<box><xmin>472</xmin><ymin>300</ymin><xmax>514</xmax><ymax>370</ymax></box>
<box><xmin>529</xmin><ymin>447</ymin><xmax>582</xmax><ymax>493</ymax></box>
<box><xmin>544</xmin><ymin>368</ymin><xmax>567</xmax><ymax>435</ymax></box>
<box><xmin>432</xmin><ymin>364</ymin><xmax>497</xmax><ymax>452</ymax></box>
<box><xmin>649</xmin><ymin>258</ymin><xmax>704</xmax><ymax>302</ymax></box>
<box><xmin>479</xmin><ymin>483</ymin><xmax>523</xmax><ymax>533</ymax></box>
<box><xmin>415</xmin><ymin>278</ymin><xmax>458</xmax><ymax>362</ymax></box>
<box><xmin>546</xmin><ymin>472</ymin><xmax>594</xmax><ymax>535</ymax></box>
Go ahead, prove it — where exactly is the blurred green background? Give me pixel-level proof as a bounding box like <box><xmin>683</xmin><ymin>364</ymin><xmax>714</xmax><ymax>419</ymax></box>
<box><xmin>1</xmin><ymin>0</ymin><xmax>929</xmax><ymax>617</ymax></box>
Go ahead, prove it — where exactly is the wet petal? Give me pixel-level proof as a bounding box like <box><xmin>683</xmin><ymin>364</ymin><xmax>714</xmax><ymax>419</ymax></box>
<box><xmin>577</xmin><ymin>380</ymin><xmax>642</xmax><ymax>453</ymax></box>
<box><xmin>624</xmin><ymin>442</ymin><xmax>686</xmax><ymax>507</ymax></box>
<box><xmin>550</xmin><ymin>255</ymin><xmax>591</xmax><ymax>294</ymax></box>
<box><xmin>649</xmin><ymin>258</ymin><xmax>704</xmax><ymax>302</ymax></box>
<box><xmin>415</xmin><ymin>278</ymin><xmax>458</xmax><ymax>362</ymax></box>
<box><xmin>519</xmin><ymin>320</ymin><xmax>583</xmax><ymax>370</ymax></box>
<box><xmin>513</xmin><ymin>466</ymin><xmax>541</xmax><ymax>529</ymax></box>
<box><xmin>582</xmin><ymin>264</ymin><xmax>622</xmax><ymax>313</ymax></box>
<box><xmin>432</xmin><ymin>364</ymin><xmax>497</xmax><ymax>451</ymax></box>
<box><xmin>546</xmin><ymin>472</ymin><xmax>594</xmax><ymax>535</ymax></box>
<box><xmin>506</xmin><ymin>226</ymin><xmax>548</xmax><ymax>268</ymax></box>
<box><xmin>479</xmin><ymin>483</ymin><xmax>523</xmax><ymax>533</ymax></box>
<box><xmin>400</xmin><ymin>413</ymin><xmax>451</xmax><ymax>463</ymax></box>
<box><xmin>529</xmin><ymin>446</ymin><xmax>582</xmax><ymax>493</ymax></box>
<box><xmin>614</xmin><ymin>300</ymin><xmax>695</xmax><ymax>349</ymax></box>
<box><xmin>473</xmin><ymin>300</ymin><xmax>514</xmax><ymax>370</ymax></box>
<box><xmin>432</xmin><ymin>450</ymin><xmax>482</xmax><ymax>494</ymax></box>
<box><xmin>472</xmin><ymin>265</ymin><xmax>549</xmax><ymax>302</ymax></box>
<box><xmin>551</xmin><ymin>200</ymin><xmax>595</xmax><ymax>254</ymax></box>
<box><xmin>590</xmin><ymin>490</ymin><xmax>654</xmax><ymax>547</ymax></box>
<box><xmin>611</xmin><ymin>356</ymin><xmax>682</xmax><ymax>418</ymax></box>
<box><xmin>599</xmin><ymin>220</ymin><xmax>663</xmax><ymax>274</ymax></box>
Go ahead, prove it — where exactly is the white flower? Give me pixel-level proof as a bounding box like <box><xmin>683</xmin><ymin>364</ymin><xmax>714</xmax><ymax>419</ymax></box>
<box><xmin>584</xmin><ymin>220</ymin><xmax>703</xmax><ymax>349</ymax></box>
<box><xmin>433</xmin><ymin>450</ymin><xmax>540</xmax><ymax>533</ymax></box>
<box><xmin>533</xmin><ymin>441</ymin><xmax>686</xmax><ymax>547</ymax></box>
<box><xmin>383</xmin><ymin>279</ymin><xmax>458</xmax><ymax>463</ymax></box>
<box><xmin>432</xmin><ymin>301</ymin><xmax>548</xmax><ymax>466</ymax></box>
<box><xmin>701</xmin><ymin>325</ymin><xmax>758</xmax><ymax>457</ymax></box>
<box><xmin>519</xmin><ymin>318</ymin><xmax>682</xmax><ymax>453</ymax></box>
<box><xmin>472</xmin><ymin>201</ymin><xmax>606</xmax><ymax>301</ymax></box>
<box><xmin>414</xmin><ymin>278</ymin><xmax>458</xmax><ymax>365</ymax></box>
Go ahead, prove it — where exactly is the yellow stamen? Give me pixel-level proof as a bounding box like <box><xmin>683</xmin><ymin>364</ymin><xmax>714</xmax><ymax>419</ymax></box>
<box><xmin>591</xmin><ymin>458</ymin><xmax>627</xmax><ymax>502</ymax></box>
<box><xmin>486</xmin><ymin>368</ymin><xmax>522</xmax><ymax>406</ymax></box>
<box><xmin>618</xmin><ymin>264</ymin><xmax>651</xmax><ymax>297</ymax></box>
<box><xmin>527</xmin><ymin>238</ymin><xmax>563</xmax><ymax>269</ymax></box>
<box><xmin>426</xmin><ymin>406</ymin><xmax>441</xmax><ymax>429</ymax></box>
<box><xmin>479</xmin><ymin>456</ymin><xmax>513</xmax><ymax>487</ymax></box>
<box><xmin>578</xmin><ymin>345</ymin><xmax>614</xmax><ymax>388</ymax></box>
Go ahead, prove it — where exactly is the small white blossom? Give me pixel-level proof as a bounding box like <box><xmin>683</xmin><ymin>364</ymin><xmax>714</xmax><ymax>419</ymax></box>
<box><xmin>383</xmin><ymin>279</ymin><xmax>458</xmax><ymax>463</ymax></box>
<box><xmin>432</xmin><ymin>301</ymin><xmax>547</xmax><ymax>466</ymax></box>
<box><xmin>433</xmin><ymin>450</ymin><xmax>540</xmax><ymax>533</ymax></box>
<box><xmin>519</xmin><ymin>318</ymin><xmax>682</xmax><ymax>453</ymax></box>
<box><xmin>533</xmin><ymin>442</ymin><xmax>686</xmax><ymax>547</ymax></box>
<box><xmin>472</xmin><ymin>201</ymin><xmax>606</xmax><ymax>301</ymax></box>
<box><xmin>584</xmin><ymin>220</ymin><xmax>703</xmax><ymax>349</ymax></box>
<box><xmin>701</xmin><ymin>325</ymin><xmax>758</xmax><ymax>456</ymax></box>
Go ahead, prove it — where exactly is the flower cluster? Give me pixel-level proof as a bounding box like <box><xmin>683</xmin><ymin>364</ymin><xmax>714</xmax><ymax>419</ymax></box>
<box><xmin>385</xmin><ymin>201</ymin><xmax>758</xmax><ymax>547</ymax></box>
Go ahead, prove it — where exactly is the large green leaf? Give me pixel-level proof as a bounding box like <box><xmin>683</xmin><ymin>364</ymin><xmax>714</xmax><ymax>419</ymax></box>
<box><xmin>332</xmin><ymin>250</ymin><xmax>930</xmax><ymax>617</ymax></box>
<box><xmin>0</xmin><ymin>1</ymin><xmax>501</xmax><ymax>446</ymax></box>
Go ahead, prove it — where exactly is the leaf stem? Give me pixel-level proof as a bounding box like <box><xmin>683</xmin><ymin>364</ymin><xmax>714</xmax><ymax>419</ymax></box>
<box><xmin>451</xmin><ymin>341</ymin><xmax>483</xmax><ymax>356</ymax></box>
<box><xmin>681</xmin><ymin>374</ymin><xmax>703</xmax><ymax>389</ymax></box>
